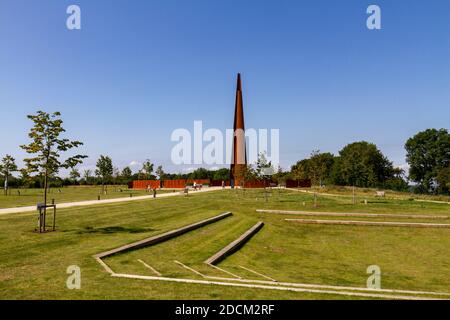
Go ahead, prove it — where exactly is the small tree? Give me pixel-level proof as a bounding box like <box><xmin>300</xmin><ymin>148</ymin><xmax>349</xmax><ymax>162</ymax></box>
<box><xmin>308</xmin><ymin>150</ymin><xmax>335</xmax><ymax>187</ymax></box>
<box><xmin>113</xmin><ymin>166</ymin><xmax>120</xmax><ymax>186</ymax></box>
<box><xmin>140</xmin><ymin>159</ymin><xmax>154</xmax><ymax>180</ymax></box>
<box><xmin>69</xmin><ymin>167</ymin><xmax>81</xmax><ymax>183</ymax></box>
<box><xmin>0</xmin><ymin>155</ymin><xmax>18</xmax><ymax>195</ymax></box>
<box><xmin>255</xmin><ymin>152</ymin><xmax>273</xmax><ymax>180</ymax></box>
<box><xmin>242</xmin><ymin>164</ymin><xmax>257</xmax><ymax>184</ymax></box>
<box><xmin>19</xmin><ymin>168</ymin><xmax>32</xmax><ymax>188</ymax></box>
<box><xmin>95</xmin><ymin>155</ymin><xmax>113</xmax><ymax>193</ymax></box>
<box><xmin>121</xmin><ymin>166</ymin><xmax>132</xmax><ymax>184</ymax></box>
<box><xmin>83</xmin><ymin>169</ymin><xmax>92</xmax><ymax>185</ymax></box>
<box><xmin>21</xmin><ymin>111</ymin><xmax>86</xmax><ymax>207</ymax></box>
<box><xmin>291</xmin><ymin>159</ymin><xmax>310</xmax><ymax>182</ymax></box>
<box><xmin>155</xmin><ymin>165</ymin><xmax>166</xmax><ymax>180</ymax></box>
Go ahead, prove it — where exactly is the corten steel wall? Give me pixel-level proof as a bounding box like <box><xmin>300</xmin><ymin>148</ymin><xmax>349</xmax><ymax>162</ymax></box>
<box><xmin>285</xmin><ymin>179</ymin><xmax>312</xmax><ymax>188</ymax></box>
<box><xmin>243</xmin><ymin>180</ymin><xmax>267</xmax><ymax>188</ymax></box>
<box><xmin>162</xmin><ymin>180</ymin><xmax>186</xmax><ymax>189</ymax></box>
<box><xmin>211</xmin><ymin>180</ymin><xmax>231</xmax><ymax>187</ymax></box>
<box><xmin>187</xmin><ymin>179</ymin><xmax>210</xmax><ymax>185</ymax></box>
<box><xmin>163</xmin><ymin>179</ymin><xmax>211</xmax><ymax>188</ymax></box>
<box><xmin>130</xmin><ymin>180</ymin><xmax>161</xmax><ymax>189</ymax></box>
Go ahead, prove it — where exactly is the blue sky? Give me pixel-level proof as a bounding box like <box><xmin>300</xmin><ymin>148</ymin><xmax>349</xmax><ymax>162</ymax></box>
<box><xmin>1</xmin><ymin>0</ymin><xmax>449</xmax><ymax>175</ymax></box>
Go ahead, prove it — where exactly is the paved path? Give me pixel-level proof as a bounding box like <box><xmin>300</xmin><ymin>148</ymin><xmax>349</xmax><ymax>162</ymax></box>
<box><xmin>0</xmin><ymin>187</ymin><xmax>223</xmax><ymax>216</ymax></box>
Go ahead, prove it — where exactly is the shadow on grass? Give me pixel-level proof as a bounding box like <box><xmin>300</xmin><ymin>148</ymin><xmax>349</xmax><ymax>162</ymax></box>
<box><xmin>75</xmin><ymin>226</ymin><xmax>156</xmax><ymax>234</ymax></box>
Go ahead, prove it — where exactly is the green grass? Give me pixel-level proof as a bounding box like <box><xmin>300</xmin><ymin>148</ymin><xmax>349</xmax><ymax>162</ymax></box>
<box><xmin>1</xmin><ymin>188</ymin><xmax>449</xmax><ymax>299</ymax></box>
<box><xmin>301</xmin><ymin>185</ymin><xmax>450</xmax><ymax>202</ymax></box>
<box><xmin>0</xmin><ymin>185</ymin><xmax>175</xmax><ymax>208</ymax></box>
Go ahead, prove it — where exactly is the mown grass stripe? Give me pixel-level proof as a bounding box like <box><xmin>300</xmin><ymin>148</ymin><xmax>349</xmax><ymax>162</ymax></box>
<box><xmin>257</xmin><ymin>209</ymin><xmax>448</xmax><ymax>219</ymax></box>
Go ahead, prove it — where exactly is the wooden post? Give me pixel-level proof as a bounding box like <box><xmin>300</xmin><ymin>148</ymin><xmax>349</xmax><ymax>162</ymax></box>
<box><xmin>352</xmin><ymin>186</ymin><xmax>356</xmax><ymax>205</ymax></box>
<box><xmin>52</xmin><ymin>206</ymin><xmax>56</xmax><ymax>231</ymax></box>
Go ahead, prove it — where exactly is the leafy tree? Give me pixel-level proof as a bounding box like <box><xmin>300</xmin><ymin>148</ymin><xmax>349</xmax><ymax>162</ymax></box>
<box><xmin>19</xmin><ymin>168</ymin><xmax>32</xmax><ymax>188</ymax></box>
<box><xmin>95</xmin><ymin>155</ymin><xmax>113</xmax><ymax>193</ymax></box>
<box><xmin>308</xmin><ymin>150</ymin><xmax>335</xmax><ymax>186</ymax></box>
<box><xmin>291</xmin><ymin>159</ymin><xmax>310</xmax><ymax>181</ymax></box>
<box><xmin>255</xmin><ymin>152</ymin><xmax>274</xmax><ymax>179</ymax></box>
<box><xmin>189</xmin><ymin>167</ymin><xmax>209</xmax><ymax>180</ymax></box>
<box><xmin>271</xmin><ymin>166</ymin><xmax>290</xmax><ymax>185</ymax></box>
<box><xmin>405</xmin><ymin>129</ymin><xmax>450</xmax><ymax>192</ymax></box>
<box><xmin>155</xmin><ymin>165</ymin><xmax>166</xmax><ymax>180</ymax></box>
<box><xmin>242</xmin><ymin>164</ymin><xmax>257</xmax><ymax>183</ymax></box>
<box><xmin>121</xmin><ymin>166</ymin><xmax>132</xmax><ymax>182</ymax></box>
<box><xmin>21</xmin><ymin>111</ymin><xmax>86</xmax><ymax>206</ymax></box>
<box><xmin>0</xmin><ymin>155</ymin><xmax>18</xmax><ymax>195</ymax></box>
<box><xmin>436</xmin><ymin>167</ymin><xmax>450</xmax><ymax>194</ymax></box>
<box><xmin>139</xmin><ymin>159</ymin><xmax>154</xmax><ymax>180</ymax></box>
<box><xmin>113</xmin><ymin>167</ymin><xmax>120</xmax><ymax>185</ymax></box>
<box><xmin>69</xmin><ymin>167</ymin><xmax>80</xmax><ymax>183</ymax></box>
<box><xmin>212</xmin><ymin>168</ymin><xmax>230</xmax><ymax>181</ymax></box>
<box><xmin>83</xmin><ymin>169</ymin><xmax>92</xmax><ymax>185</ymax></box>
<box><xmin>333</xmin><ymin>141</ymin><xmax>394</xmax><ymax>187</ymax></box>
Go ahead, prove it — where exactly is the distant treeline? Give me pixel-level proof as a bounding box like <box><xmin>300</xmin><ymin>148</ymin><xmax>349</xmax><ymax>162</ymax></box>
<box><xmin>1</xmin><ymin>128</ymin><xmax>449</xmax><ymax>195</ymax></box>
<box><xmin>0</xmin><ymin>167</ymin><xmax>232</xmax><ymax>189</ymax></box>
<box><xmin>284</xmin><ymin>129</ymin><xmax>450</xmax><ymax>194</ymax></box>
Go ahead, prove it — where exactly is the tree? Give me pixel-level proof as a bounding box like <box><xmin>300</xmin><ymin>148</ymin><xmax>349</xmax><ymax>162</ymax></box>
<box><xmin>255</xmin><ymin>152</ymin><xmax>274</xmax><ymax>180</ymax></box>
<box><xmin>189</xmin><ymin>167</ymin><xmax>210</xmax><ymax>180</ymax></box>
<box><xmin>155</xmin><ymin>165</ymin><xmax>166</xmax><ymax>180</ymax></box>
<box><xmin>140</xmin><ymin>159</ymin><xmax>154</xmax><ymax>180</ymax></box>
<box><xmin>272</xmin><ymin>166</ymin><xmax>290</xmax><ymax>185</ymax></box>
<box><xmin>69</xmin><ymin>167</ymin><xmax>80</xmax><ymax>183</ymax></box>
<box><xmin>212</xmin><ymin>168</ymin><xmax>230</xmax><ymax>181</ymax></box>
<box><xmin>0</xmin><ymin>155</ymin><xmax>18</xmax><ymax>195</ymax></box>
<box><xmin>405</xmin><ymin>129</ymin><xmax>450</xmax><ymax>192</ymax></box>
<box><xmin>436</xmin><ymin>167</ymin><xmax>450</xmax><ymax>194</ymax></box>
<box><xmin>19</xmin><ymin>168</ymin><xmax>32</xmax><ymax>188</ymax></box>
<box><xmin>333</xmin><ymin>141</ymin><xmax>394</xmax><ymax>187</ymax></box>
<box><xmin>121</xmin><ymin>167</ymin><xmax>132</xmax><ymax>183</ymax></box>
<box><xmin>95</xmin><ymin>155</ymin><xmax>113</xmax><ymax>193</ymax></box>
<box><xmin>242</xmin><ymin>164</ymin><xmax>257</xmax><ymax>183</ymax></box>
<box><xmin>308</xmin><ymin>150</ymin><xmax>335</xmax><ymax>186</ymax></box>
<box><xmin>21</xmin><ymin>111</ymin><xmax>86</xmax><ymax>206</ymax></box>
<box><xmin>83</xmin><ymin>169</ymin><xmax>92</xmax><ymax>185</ymax></box>
<box><xmin>113</xmin><ymin>166</ymin><xmax>120</xmax><ymax>185</ymax></box>
<box><xmin>291</xmin><ymin>159</ymin><xmax>310</xmax><ymax>181</ymax></box>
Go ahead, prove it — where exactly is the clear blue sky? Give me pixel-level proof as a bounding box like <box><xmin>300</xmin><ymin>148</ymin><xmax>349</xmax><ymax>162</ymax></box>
<box><xmin>1</xmin><ymin>0</ymin><xmax>449</xmax><ymax>175</ymax></box>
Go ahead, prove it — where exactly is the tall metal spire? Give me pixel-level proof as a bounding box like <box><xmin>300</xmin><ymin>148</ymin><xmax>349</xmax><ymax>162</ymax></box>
<box><xmin>231</xmin><ymin>73</ymin><xmax>247</xmax><ymax>187</ymax></box>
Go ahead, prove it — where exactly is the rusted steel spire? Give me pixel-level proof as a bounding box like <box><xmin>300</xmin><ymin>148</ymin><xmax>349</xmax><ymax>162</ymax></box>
<box><xmin>231</xmin><ymin>73</ymin><xmax>247</xmax><ymax>186</ymax></box>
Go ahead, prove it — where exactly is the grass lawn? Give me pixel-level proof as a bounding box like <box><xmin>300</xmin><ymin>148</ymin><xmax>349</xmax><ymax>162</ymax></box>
<box><xmin>299</xmin><ymin>185</ymin><xmax>450</xmax><ymax>203</ymax></box>
<box><xmin>0</xmin><ymin>185</ymin><xmax>175</xmax><ymax>208</ymax></box>
<box><xmin>1</xmin><ymin>188</ymin><xmax>449</xmax><ymax>299</ymax></box>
